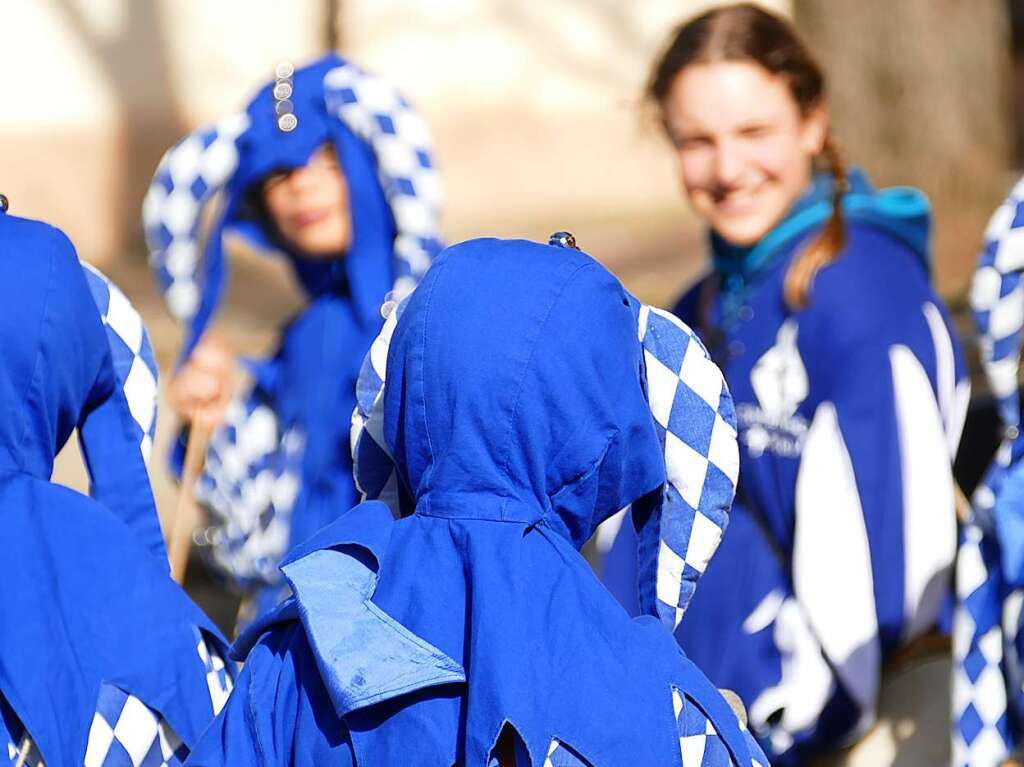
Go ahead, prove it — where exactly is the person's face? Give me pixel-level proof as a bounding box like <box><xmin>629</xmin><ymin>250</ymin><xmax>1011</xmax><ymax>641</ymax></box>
<box><xmin>262</xmin><ymin>145</ymin><xmax>351</xmax><ymax>258</ymax></box>
<box><xmin>661</xmin><ymin>60</ymin><xmax>828</xmax><ymax>247</ymax></box>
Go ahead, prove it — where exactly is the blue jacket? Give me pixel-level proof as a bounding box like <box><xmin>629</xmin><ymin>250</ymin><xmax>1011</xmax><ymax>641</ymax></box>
<box><xmin>0</xmin><ymin>211</ymin><xmax>230</xmax><ymax>765</ymax></box>
<box><xmin>604</xmin><ymin>171</ymin><xmax>967</xmax><ymax>762</ymax></box>
<box><xmin>185</xmin><ymin>238</ymin><xmax>768</xmax><ymax>766</ymax></box>
<box><xmin>144</xmin><ymin>55</ymin><xmax>442</xmax><ymax>617</ymax></box>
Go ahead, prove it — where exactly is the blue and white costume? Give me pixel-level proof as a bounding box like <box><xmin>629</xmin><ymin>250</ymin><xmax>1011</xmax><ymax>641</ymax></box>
<box><xmin>183</xmin><ymin>236</ymin><xmax>768</xmax><ymax>766</ymax></box>
<box><xmin>954</xmin><ymin>176</ymin><xmax>1024</xmax><ymax>766</ymax></box>
<box><xmin>0</xmin><ymin>209</ymin><xmax>232</xmax><ymax>766</ymax></box>
<box><xmin>603</xmin><ymin>170</ymin><xmax>969</xmax><ymax>763</ymax></box>
<box><xmin>143</xmin><ymin>55</ymin><xmax>442</xmax><ymax>620</ymax></box>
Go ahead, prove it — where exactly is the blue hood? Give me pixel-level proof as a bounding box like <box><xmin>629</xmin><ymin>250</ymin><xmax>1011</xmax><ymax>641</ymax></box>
<box><xmin>382</xmin><ymin>238</ymin><xmax>667</xmax><ymax>547</ymax></box>
<box><xmin>198</xmin><ymin>55</ymin><xmax>396</xmax><ymax>354</ymax></box>
<box><xmin>145</xmin><ymin>54</ymin><xmax>443</xmax><ymax>362</ymax></box>
<box><xmin>0</xmin><ymin>214</ymin><xmax>100</xmax><ymax>479</ymax></box>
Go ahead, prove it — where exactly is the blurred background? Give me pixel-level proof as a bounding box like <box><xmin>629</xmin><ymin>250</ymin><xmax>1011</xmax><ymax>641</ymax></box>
<box><xmin>1</xmin><ymin>0</ymin><xmax>1016</xmax><ymax>547</ymax></box>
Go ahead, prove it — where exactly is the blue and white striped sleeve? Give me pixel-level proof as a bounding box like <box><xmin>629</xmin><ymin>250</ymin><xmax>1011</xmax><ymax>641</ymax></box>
<box><xmin>972</xmin><ymin>177</ymin><xmax>1024</xmax><ymax>431</ymax></box>
<box><xmin>77</xmin><ymin>262</ymin><xmax>167</xmax><ymax>561</ymax></box>
<box><xmin>790</xmin><ymin>294</ymin><xmax>967</xmax><ymax>730</ymax></box>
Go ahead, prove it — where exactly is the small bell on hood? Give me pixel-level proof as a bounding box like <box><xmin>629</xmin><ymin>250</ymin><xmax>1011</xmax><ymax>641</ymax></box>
<box><xmin>274</xmin><ymin>61</ymin><xmax>298</xmax><ymax>133</ymax></box>
<box><xmin>548</xmin><ymin>231</ymin><xmax>578</xmax><ymax>250</ymax></box>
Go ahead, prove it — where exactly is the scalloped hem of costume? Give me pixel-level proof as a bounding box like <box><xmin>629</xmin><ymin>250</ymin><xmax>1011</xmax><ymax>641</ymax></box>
<box><xmin>272</xmin><ymin>501</ymin><xmax>759</xmax><ymax>767</ymax></box>
<box><xmin>0</xmin><ymin>478</ymin><xmax>233</xmax><ymax>766</ymax></box>
<box><xmin>1</xmin><ymin>631</ymin><xmax>232</xmax><ymax>767</ymax></box>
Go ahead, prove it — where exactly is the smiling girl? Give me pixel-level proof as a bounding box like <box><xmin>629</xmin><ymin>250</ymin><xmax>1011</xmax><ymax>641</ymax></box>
<box><xmin>603</xmin><ymin>5</ymin><xmax>969</xmax><ymax>763</ymax></box>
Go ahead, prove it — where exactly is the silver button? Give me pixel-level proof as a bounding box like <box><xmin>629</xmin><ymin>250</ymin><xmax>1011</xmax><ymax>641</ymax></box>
<box><xmin>273</xmin><ymin>81</ymin><xmax>293</xmax><ymax>100</ymax></box>
<box><xmin>380</xmin><ymin>291</ymin><xmax>398</xmax><ymax>319</ymax></box>
<box><xmin>275</xmin><ymin>61</ymin><xmax>295</xmax><ymax>80</ymax></box>
<box><xmin>274</xmin><ymin>99</ymin><xmax>294</xmax><ymax>117</ymax></box>
<box><xmin>277</xmin><ymin>113</ymin><xmax>298</xmax><ymax>132</ymax></box>
<box><xmin>738</xmin><ymin>305</ymin><xmax>754</xmax><ymax>322</ymax></box>
<box><xmin>728</xmin><ymin>340</ymin><xmax>745</xmax><ymax>356</ymax></box>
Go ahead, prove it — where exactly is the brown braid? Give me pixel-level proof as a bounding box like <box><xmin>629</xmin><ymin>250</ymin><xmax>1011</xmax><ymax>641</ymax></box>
<box><xmin>782</xmin><ymin>136</ymin><xmax>849</xmax><ymax>309</ymax></box>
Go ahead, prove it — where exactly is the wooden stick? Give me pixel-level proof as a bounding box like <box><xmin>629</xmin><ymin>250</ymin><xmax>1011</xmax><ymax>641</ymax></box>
<box><xmin>169</xmin><ymin>416</ymin><xmax>214</xmax><ymax>584</ymax></box>
<box><xmin>954</xmin><ymin>482</ymin><xmax>971</xmax><ymax>525</ymax></box>
<box><xmin>14</xmin><ymin>734</ymin><xmax>32</xmax><ymax>767</ymax></box>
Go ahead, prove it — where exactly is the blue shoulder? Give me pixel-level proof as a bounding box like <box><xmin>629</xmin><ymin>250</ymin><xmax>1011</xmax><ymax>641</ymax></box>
<box><xmin>228</xmin><ymin>617</ymin><xmax>353</xmax><ymax>763</ymax></box>
<box><xmin>669</xmin><ymin>273</ymin><xmax>712</xmax><ymax>330</ymax></box>
<box><xmin>231</xmin><ymin>598</ymin><xmax>301</xmax><ymax>662</ymax></box>
<box><xmin>0</xmin><ymin>214</ymin><xmax>80</xmax><ymax>278</ymax></box>
<box><xmin>803</xmin><ymin>222</ymin><xmax>936</xmax><ymax>348</ymax></box>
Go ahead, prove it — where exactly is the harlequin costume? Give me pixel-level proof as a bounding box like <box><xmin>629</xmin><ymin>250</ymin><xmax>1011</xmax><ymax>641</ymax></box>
<box><xmin>0</xmin><ymin>203</ymin><xmax>232</xmax><ymax>766</ymax></box>
<box><xmin>143</xmin><ymin>55</ymin><xmax>442</xmax><ymax>623</ymax></box>
<box><xmin>184</xmin><ymin>236</ymin><xmax>769</xmax><ymax>766</ymax></box>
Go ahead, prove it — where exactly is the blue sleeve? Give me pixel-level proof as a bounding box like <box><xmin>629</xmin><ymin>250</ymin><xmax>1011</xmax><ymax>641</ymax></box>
<box><xmin>78</xmin><ymin>380</ymin><xmax>168</xmax><ymax>562</ymax></box>
<box><xmin>791</xmin><ymin>234</ymin><xmax>965</xmax><ymax>712</ymax></box>
<box><xmin>598</xmin><ymin>513</ymin><xmax>641</xmax><ymax>617</ymax></box>
<box><xmin>186</xmin><ymin>628</ymin><xmax>299</xmax><ymax>767</ymax></box>
<box><xmin>675</xmin><ymin>498</ymin><xmax>850</xmax><ymax>764</ymax></box>
<box><xmin>40</xmin><ymin>242</ymin><xmax>167</xmax><ymax>563</ymax></box>
<box><xmin>183</xmin><ymin>646</ymin><xmax>271</xmax><ymax>766</ymax></box>
<box><xmin>185</xmin><ymin>624</ymin><xmax>354</xmax><ymax>766</ymax></box>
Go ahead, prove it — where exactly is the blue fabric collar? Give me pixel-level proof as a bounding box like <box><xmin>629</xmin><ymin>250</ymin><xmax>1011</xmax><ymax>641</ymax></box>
<box><xmin>710</xmin><ymin>168</ymin><xmax>931</xmax><ymax>323</ymax></box>
<box><xmin>281</xmin><ymin>502</ymin><xmax>464</xmax><ymax>717</ymax></box>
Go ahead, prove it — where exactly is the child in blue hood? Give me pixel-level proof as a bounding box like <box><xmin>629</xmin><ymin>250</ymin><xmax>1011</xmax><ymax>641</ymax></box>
<box><xmin>0</xmin><ymin>200</ymin><xmax>232</xmax><ymax>766</ymax></box>
<box><xmin>183</xmin><ymin>235</ymin><xmax>769</xmax><ymax>766</ymax></box>
<box><xmin>144</xmin><ymin>56</ymin><xmax>442</xmax><ymax>626</ymax></box>
<box><xmin>601</xmin><ymin>5</ymin><xmax>968</xmax><ymax>763</ymax></box>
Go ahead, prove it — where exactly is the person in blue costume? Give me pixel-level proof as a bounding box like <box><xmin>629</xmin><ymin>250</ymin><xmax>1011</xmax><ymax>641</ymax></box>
<box><xmin>600</xmin><ymin>5</ymin><xmax>969</xmax><ymax>764</ymax></box>
<box><xmin>183</xmin><ymin>235</ymin><xmax>770</xmax><ymax>766</ymax></box>
<box><xmin>143</xmin><ymin>55</ymin><xmax>442</xmax><ymax>626</ymax></box>
<box><xmin>0</xmin><ymin>197</ymin><xmax>233</xmax><ymax>766</ymax></box>
<box><xmin>952</xmin><ymin>177</ymin><xmax>1024</xmax><ymax>767</ymax></box>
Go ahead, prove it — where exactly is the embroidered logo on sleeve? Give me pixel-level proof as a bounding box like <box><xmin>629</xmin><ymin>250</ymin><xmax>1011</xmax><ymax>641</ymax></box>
<box><xmin>741</xmin><ymin>320</ymin><xmax>809</xmax><ymax>458</ymax></box>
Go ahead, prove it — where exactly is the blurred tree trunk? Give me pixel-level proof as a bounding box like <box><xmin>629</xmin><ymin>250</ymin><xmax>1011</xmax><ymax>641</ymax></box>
<box><xmin>325</xmin><ymin>0</ymin><xmax>342</xmax><ymax>52</ymax></box>
<box><xmin>794</xmin><ymin>0</ymin><xmax>1013</xmax><ymax>297</ymax></box>
<box><xmin>55</xmin><ymin>0</ymin><xmax>186</xmax><ymax>258</ymax></box>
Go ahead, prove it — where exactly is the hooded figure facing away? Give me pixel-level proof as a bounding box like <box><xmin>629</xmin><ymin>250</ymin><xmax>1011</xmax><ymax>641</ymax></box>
<box><xmin>0</xmin><ymin>207</ymin><xmax>232</xmax><ymax>766</ymax></box>
<box><xmin>184</xmin><ymin>237</ymin><xmax>768</xmax><ymax>766</ymax></box>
